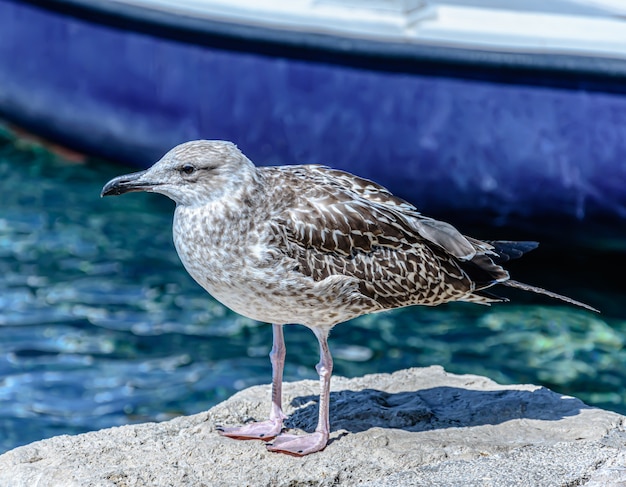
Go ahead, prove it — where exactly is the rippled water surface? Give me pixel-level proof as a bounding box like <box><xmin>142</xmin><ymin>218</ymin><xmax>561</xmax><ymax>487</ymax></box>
<box><xmin>1</xmin><ymin>128</ymin><xmax>625</xmax><ymax>454</ymax></box>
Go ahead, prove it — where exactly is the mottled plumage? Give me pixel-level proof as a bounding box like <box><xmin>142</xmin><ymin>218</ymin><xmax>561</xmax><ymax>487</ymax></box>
<box><xmin>102</xmin><ymin>140</ymin><xmax>596</xmax><ymax>456</ymax></box>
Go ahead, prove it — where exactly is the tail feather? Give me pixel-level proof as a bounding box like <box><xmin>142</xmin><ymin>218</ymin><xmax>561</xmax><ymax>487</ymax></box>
<box><xmin>463</xmin><ymin>239</ymin><xmax>598</xmax><ymax>313</ymax></box>
<box><xmin>502</xmin><ymin>280</ymin><xmax>599</xmax><ymax>313</ymax></box>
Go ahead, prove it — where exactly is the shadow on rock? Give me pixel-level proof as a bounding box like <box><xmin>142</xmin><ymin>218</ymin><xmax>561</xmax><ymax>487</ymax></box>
<box><xmin>286</xmin><ymin>386</ymin><xmax>588</xmax><ymax>433</ymax></box>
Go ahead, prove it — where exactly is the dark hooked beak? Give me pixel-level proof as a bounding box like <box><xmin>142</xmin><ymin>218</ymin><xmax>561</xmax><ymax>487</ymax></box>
<box><xmin>101</xmin><ymin>170</ymin><xmax>155</xmax><ymax>197</ymax></box>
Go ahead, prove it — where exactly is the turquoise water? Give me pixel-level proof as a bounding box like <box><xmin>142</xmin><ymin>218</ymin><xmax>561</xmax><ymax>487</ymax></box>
<box><xmin>1</xmin><ymin>127</ymin><xmax>625</xmax><ymax>454</ymax></box>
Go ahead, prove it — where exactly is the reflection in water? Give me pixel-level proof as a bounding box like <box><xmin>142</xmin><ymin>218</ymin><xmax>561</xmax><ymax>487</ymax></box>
<box><xmin>0</xmin><ymin>127</ymin><xmax>624</xmax><ymax>453</ymax></box>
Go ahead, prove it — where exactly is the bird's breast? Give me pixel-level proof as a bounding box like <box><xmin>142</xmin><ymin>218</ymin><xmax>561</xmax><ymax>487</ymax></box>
<box><xmin>172</xmin><ymin>205</ymin><xmax>303</xmax><ymax>323</ymax></box>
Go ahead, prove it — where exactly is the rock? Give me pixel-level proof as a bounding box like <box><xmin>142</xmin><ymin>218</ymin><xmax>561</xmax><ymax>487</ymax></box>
<box><xmin>1</xmin><ymin>366</ymin><xmax>625</xmax><ymax>486</ymax></box>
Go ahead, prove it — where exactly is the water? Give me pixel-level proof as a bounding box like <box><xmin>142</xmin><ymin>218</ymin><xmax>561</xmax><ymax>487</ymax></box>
<box><xmin>1</xmin><ymin>127</ymin><xmax>625</xmax><ymax>454</ymax></box>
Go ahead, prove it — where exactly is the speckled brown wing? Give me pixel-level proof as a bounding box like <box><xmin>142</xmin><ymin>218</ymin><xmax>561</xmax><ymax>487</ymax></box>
<box><xmin>262</xmin><ymin>165</ymin><xmax>508</xmax><ymax>310</ymax></box>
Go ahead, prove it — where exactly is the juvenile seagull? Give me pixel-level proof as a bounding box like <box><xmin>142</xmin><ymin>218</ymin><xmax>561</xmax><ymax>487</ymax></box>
<box><xmin>101</xmin><ymin>140</ymin><xmax>596</xmax><ymax>456</ymax></box>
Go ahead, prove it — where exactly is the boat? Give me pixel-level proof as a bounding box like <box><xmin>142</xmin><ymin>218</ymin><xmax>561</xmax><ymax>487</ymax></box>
<box><xmin>1</xmin><ymin>0</ymin><xmax>626</xmax><ymax>223</ymax></box>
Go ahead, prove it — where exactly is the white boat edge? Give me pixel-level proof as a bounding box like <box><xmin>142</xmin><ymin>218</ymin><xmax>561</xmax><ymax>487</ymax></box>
<box><xmin>111</xmin><ymin>0</ymin><xmax>626</xmax><ymax>60</ymax></box>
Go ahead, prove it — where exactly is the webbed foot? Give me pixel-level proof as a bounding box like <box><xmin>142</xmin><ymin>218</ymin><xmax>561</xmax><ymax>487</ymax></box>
<box><xmin>217</xmin><ymin>419</ymin><xmax>283</xmax><ymax>441</ymax></box>
<box><xmin>266</xmin><ymin>431</ymin><xmax>328</xmax><ymax>456</ymax></box>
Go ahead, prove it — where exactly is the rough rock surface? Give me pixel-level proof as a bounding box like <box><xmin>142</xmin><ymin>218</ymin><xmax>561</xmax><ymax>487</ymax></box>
<box><xmin>1</xmin><ymin>366</ymin><xmax>625</xmax><ymax>486</ymax></box>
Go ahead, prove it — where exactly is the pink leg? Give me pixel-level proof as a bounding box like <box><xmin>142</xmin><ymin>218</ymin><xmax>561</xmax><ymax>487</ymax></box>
<box><xmin>218</xmin><ymin>324</ymin><xmax>287</xmax><ymax>440</ymax></box>
<box><xmin>268</xmin><ymin>327</ymin><xmax>332</xmax><ymax>456</ymax></box>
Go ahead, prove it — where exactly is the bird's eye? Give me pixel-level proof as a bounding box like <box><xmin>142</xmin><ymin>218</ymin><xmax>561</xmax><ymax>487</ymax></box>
<box><xmin>180</xmin><ymin>164</ymin><xmax>195</xmax><ymax>175</ymax></box>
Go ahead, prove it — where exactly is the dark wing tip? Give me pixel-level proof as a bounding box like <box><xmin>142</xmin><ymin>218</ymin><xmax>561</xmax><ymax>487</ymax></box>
<box><xmin>487</xmin><ymin>241</ymin><xmax>539</xmax><ymax>263</ymax></box>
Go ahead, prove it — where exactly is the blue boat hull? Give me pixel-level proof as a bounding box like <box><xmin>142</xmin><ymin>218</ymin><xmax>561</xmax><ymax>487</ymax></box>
<box><xmin>1</xmin><ymin>0</ymin><xmax>626</xmax><ymax>222</ymax></box>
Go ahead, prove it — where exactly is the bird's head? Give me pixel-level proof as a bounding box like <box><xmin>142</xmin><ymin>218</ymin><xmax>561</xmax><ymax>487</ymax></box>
<box><xmin>101</xmin><ymin>140</ymin><xmax>256</xmax><ymax>206</ymax></box>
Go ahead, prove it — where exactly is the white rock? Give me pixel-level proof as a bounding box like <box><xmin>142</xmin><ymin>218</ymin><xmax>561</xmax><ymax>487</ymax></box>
<box><xmin>1</xmin><ymin>366</ymin><xmax>625</xmax><ymax>486</ymax></box>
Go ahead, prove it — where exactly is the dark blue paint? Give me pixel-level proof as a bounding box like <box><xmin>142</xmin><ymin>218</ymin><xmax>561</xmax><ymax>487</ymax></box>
<box><xmin>1</xmin><ymin>0</ymin><xmax>625</xmax><ymax>221</ymax></box>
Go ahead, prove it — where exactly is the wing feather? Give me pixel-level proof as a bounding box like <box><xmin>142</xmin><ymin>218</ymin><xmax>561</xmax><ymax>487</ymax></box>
<box><xmin>260</xmin><ymin>165</ymin><xmax>491</xmax><ymax>308</ymax></box>
<box><xmin>271</xmin><ymin>166</ymin><xmax>481</xmax><ymax>258</ymax></box>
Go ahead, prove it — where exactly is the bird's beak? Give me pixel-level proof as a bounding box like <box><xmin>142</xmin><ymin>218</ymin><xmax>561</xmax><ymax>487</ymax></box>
<box><xmin>101</xmin><ymin>170</ymin><xmax>156</xmax><ymax>197</ymax></box>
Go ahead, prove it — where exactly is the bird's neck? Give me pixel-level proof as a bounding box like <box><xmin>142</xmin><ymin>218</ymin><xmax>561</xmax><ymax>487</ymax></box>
<box><xmin>173</xmin><ymin>175</ymin><xmax>266</xmax><ymax>238</ymax></box>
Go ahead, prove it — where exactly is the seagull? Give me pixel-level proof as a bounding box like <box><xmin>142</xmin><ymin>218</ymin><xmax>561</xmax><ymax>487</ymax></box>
<box><xmin>101</xmin><ymin>140</ymin><xmax>597</xmax><ymax>456</ymax></box>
